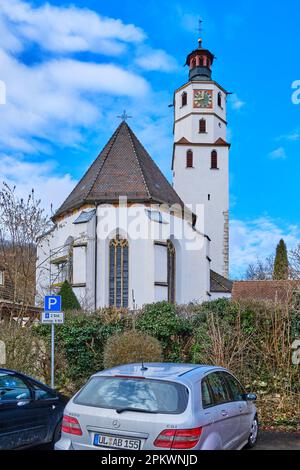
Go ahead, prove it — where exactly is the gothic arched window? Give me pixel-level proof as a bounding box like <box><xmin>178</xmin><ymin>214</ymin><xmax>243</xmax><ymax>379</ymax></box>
<box><xmin>211</xmin><ymin>150</ymin><xmax>218</xmax><ymax>169</ymax></box>
<box><xmin>167</xmin><ymin>240</ymin><xmax>176</xmax><ymax>303</ymax></box>
<box><xmin>186</xmin><ymin>150</ymin><xmax>193</xmax><ymax>168</ymax></box>
<box><xmin>109</xmin><ymin>236</ymin><xmax>129</xmax><ymax>308</ymax></box>
<box><xmin>199</xmin><ymin>119</ymin><xmax>206</xmax><ymax>133</ymax></box>
<box><xmin>181</xmin><ymin>92</ymin><xmax>187</xmax><ymax>107</ymax></box>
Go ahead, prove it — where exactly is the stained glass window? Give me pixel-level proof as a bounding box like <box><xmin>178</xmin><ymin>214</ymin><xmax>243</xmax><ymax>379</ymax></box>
<box><xmin>109</xmin><ymin>236</ymin><xmax>129</xmax><ymax>308</ymax></box>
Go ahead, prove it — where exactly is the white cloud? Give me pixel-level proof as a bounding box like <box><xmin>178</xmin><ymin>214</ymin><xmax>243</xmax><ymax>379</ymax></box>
<box><xmin>269</xmin><ymin>147</ymin><xmax>287</xmax><ymax>160</ymax></box>
<box><xmin>278</xmin><ymin>130</ymin><xmax>300</xmax><ymax>142</ymax></box>
<box><xmin>230</xmin><ymin>93</ymin><xmax>246</xmax><ymax>111</ymax></box>
<box><xmin>0</xmin><ymin>154</ymin><xmax>77</xmax><ymax>212</ymax></box>
<box><xmin>0</xmin><ymin>0</ymin><xmax>145</xmax><ymax>55</ymax></box>
<box><xmin>230</xmin><ymin>217</ymin><xmax>300</xmax><ymax>279</ymax></box>
<box><xmin>0</xmin><ymin>48</ymin><xmax>150</xmax><ymax>153</ymax></box>
<box><xmin>135</xmin><ymin>47</ymin><xmax>178</xmax><ymax>72</ymax></box>
<box><xmin>0</xmin><ymin>0</ymin><xmax>179</xmax><ymax>156</ymax></box>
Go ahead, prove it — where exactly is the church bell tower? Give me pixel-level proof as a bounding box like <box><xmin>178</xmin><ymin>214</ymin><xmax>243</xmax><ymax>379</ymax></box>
<box><xmin>172</xmin><ymin>37</ymin><xmax>230</xmax><ymax>278</ymax></box>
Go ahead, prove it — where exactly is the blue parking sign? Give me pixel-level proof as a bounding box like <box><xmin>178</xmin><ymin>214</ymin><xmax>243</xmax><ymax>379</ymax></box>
<box><xmin>44</xmin><ymin>295</ymin><xmax>62</xmax><ymax>312</ymax></box>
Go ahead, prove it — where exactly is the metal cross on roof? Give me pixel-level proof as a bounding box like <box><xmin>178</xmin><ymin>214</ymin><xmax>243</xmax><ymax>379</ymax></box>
<box><xmin>196</xmin><ymin>19</ymin><xmax>204</xmax><ymax>48</ymax></box>
<box><xmin>198</xmin><ymin>19</ymin><xmax>203</xmax><ymax>36</ymax></box>
<box><xmin>117</xmin><ymin>110</ymin><xmax>132</xmax><ymax>122</ymax></box>
<box><xmin>196</xmin><ymin>19</ymin><xmax>203</xmax><ymax>36</ymax></box>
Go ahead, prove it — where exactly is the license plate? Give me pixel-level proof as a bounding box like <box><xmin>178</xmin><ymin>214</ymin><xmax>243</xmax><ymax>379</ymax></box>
<box><xmin>94</xmin><ymin>433</ymin><xmax>141</xmax><ymax>450</ymax></box>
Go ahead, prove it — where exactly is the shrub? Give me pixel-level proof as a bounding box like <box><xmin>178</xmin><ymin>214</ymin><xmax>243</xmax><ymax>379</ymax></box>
<box><xmin>103</xmin><ymin>330</ymin><xmax>163</xmax><ymax>369</ymax></box>
<box><xmin>136</xmin><ymin>302</ymin><xmax>192</xmax><ymax>361</ymax></box>
<box><xmin>0</xmin><ymin>322</ymin><xmax>50</xmax><ymax>382</ymax></box>
<box><xmin>58</xmin><ymin>280</ymin><xmax>81</xmax><ymax>310</ymax></box>
<box><xmin>36</xmin><ymin>310</ymin><xmax>127</xmax><ymax>391</ymax></box>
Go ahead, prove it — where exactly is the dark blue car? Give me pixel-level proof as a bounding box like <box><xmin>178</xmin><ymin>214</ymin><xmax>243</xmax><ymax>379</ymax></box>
<box><xmin>0</xmin><ymin>368</ymin><xmax>67</xmax><ymax>449</ymax></box>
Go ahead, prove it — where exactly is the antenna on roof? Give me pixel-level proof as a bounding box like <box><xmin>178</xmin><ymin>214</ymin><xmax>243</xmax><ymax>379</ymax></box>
<box><xmin>141</xmin><ymin>361</ymin><xmax>148</xmax><ymax>371</ymax></box>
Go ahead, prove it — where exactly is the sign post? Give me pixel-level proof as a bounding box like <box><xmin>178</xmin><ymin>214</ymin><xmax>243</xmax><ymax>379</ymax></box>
<box><xmin>51</xmin><ymin>323</ymin><xmax>55</xmax><ymax>389</ymax></box>
<box><xmin>42</xmin><ymin>296</ymin><xmax>63</xmax><ymax>389</ymax></box>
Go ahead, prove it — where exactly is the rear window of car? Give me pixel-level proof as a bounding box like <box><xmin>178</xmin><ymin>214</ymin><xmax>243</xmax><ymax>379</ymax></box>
<box><xmin>74</xmin><ymin>377</ymin><xmax>189</xmax><ymax>414</ymax></box>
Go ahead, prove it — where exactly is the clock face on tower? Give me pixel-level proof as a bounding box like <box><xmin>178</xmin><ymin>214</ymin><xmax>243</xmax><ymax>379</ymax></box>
<box><xmin>193</xmin><ymin>90</ymin><xmax>213</xmax><ymax>109</ymax></box>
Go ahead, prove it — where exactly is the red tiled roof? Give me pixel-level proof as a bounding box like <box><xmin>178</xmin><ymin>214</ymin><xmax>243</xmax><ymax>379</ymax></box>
<box><xmin>232</xmin><ymin>280</ymin><xmax>300</xmax><ymax>303</ymax></box>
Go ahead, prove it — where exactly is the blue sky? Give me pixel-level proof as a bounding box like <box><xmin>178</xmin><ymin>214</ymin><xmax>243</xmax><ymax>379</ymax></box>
<box><xmin>0</xmin><ymin>0</ymin><xmax>300</xmax><ymax>277</ymax></box>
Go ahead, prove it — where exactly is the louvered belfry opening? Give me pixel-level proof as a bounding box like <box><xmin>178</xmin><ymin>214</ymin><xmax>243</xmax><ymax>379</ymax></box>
<box><xmin>109</xmin><ymin>236</ymin><xmax>129</xmax><ymax>308</ymax></box>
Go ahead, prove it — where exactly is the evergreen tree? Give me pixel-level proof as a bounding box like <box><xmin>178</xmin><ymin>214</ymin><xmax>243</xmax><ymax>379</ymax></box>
<box><xmin>58</xmin><ymin>280</ymin><xmax>81</xmax><ymax>310</ymax></box>
<box><xmin>273</xmin><ymin>239</ymin><xmax>289</xmax><ymax>280</ymax></box>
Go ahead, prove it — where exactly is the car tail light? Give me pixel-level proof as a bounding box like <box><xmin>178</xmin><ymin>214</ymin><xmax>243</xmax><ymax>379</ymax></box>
<box><xmin>154</xmin><ymin>427</ymin><xmax>202</xmax><ymax>449</ymax></box>
<box><xmin>62</xmin><ymin>415</ymin><xmax>82</xmax><ymax>436</ymax></box>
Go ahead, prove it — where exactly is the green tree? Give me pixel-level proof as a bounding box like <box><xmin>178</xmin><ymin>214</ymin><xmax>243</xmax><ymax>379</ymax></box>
<box><xmin>58</xmin><ymin>280</ymin><xmax>81</xmax><ymax>310</ymax></box>
<box><xmin>273</xmin><ymin>239</ymin><xmax>289</xmax><ymax>280</ymax></box>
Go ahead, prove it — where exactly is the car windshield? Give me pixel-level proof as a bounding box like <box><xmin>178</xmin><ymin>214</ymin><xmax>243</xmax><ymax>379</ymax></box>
<box><xmin>74</xmin><ymin>377</ymin><xmax>189</xmax><ymax>414</ymax></box>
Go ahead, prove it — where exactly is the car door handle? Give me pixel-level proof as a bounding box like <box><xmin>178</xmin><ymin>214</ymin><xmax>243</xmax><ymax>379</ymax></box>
<box><xmin>17</xmin><ymin>400</ymin><xmax>30</xmax><ymax>407</ymax></box>
<box><xmin>221</xmin><ymin>410</ymin><xmax>229</xmax><ymax>417</ymax></box>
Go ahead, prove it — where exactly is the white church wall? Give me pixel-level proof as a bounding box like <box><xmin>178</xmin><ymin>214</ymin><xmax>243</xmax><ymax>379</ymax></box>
<box><xmin>73</xmin><ymin>246</ymin><xmax>87</xmax><ymax>285</ymax></box>
<box><xmin>36</xmin><ymin>203</ymin><xmax>210</xmax><ymax>309</ymax></box>
<box><xmin>154</xmin><ymin>244</ymin><xmax>168</xmax><ymax>284</ymax></box>
<box><xmin>95</xmin><ymin>204</ymin><xmax>209</xmax><ymax>309</ymax></box>
<box><xmin>174</xmin><ymin>82</ymin><xmax>227</xmax><ymax>143</ymax></box>
<box><xmin>210</xmin><ymin>292</ymin><xmax>231</xmax><ymax>301</ymax></box>
<box><xmin>155</xmin><ymin>285</ymin><xmax>168</xmax><ymax>302</ymax></box>
<box><xmin>173</xmin><ymin>143</ymin><xmax>228</xmax><ymax>277</ymax></box>
<box><xmin>36</xmin><ymin>208</ymin><xmax>96</xmax><ymax>308</ymax></box>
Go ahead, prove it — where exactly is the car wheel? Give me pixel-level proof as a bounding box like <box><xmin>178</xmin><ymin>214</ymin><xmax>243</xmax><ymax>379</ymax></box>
<box><xmin>245</xmin><ymin>416</ymin><xmax>259</xmax><ymax>449</ymax></box>
<box><xmin>52</xmin><ymin>420</ymin><xmax>62</xmax><ymax>445</ymax></box>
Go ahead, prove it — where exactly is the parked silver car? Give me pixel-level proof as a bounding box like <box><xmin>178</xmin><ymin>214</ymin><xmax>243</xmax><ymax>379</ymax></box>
<box><xmin>55</xmin><ymin>363</ymin><xmax>258</xmax><ymax>451</ymax></box>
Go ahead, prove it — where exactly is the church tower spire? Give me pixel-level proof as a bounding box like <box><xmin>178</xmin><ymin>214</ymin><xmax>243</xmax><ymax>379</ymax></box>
<box><xmin>185</xmin><ymin>37</ymin><xmax>215</xmax><ymax>82</ymax></box>
<box><xmin>172</xmin><ymin>34</ymin><xmax>230</xmax><ymax>279</ymax></box>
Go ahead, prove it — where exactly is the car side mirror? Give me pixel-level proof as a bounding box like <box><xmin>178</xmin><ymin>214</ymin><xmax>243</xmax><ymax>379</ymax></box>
<box><xmin>243</xmin><ymin>393</ymin><xmax>257</xmax><ymax>402</ymax></box>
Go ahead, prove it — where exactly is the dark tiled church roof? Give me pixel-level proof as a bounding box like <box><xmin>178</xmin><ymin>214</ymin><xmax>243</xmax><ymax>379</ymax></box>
<box><xmin>55</xmin><ymin>121</ymin><xmax>186</xmax><ymax>219</ymax></box>
<box><xmin>210</xmin><ymin>270</ymin><xmax>233</xmax><ymax>294</ymax></box>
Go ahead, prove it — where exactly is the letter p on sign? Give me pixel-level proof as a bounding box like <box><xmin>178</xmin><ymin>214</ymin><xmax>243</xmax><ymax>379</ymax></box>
<box><xmin>44</xmin><ymin>295</ymin><xmax>62</xmax><ymax>312</ymax></box>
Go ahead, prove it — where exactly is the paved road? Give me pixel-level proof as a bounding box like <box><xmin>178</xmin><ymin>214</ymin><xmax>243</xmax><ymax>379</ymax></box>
<box><xmin>251</xmin><ymin>431</ymin><xmax>300</xmax><ymax>450</ymax></box>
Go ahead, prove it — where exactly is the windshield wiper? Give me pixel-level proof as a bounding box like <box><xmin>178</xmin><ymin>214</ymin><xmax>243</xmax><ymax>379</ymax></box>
<box><xmin>116</xmin><ymin>407</ymin><xmax>158</xmax><ymax>414</ymax></box>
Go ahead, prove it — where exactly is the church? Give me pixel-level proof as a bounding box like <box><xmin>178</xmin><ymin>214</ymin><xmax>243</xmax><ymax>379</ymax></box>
<box><xmin>36</xmin><ymin>38</ymin><xmax>232</xmax><ymax>310</ymax></box>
